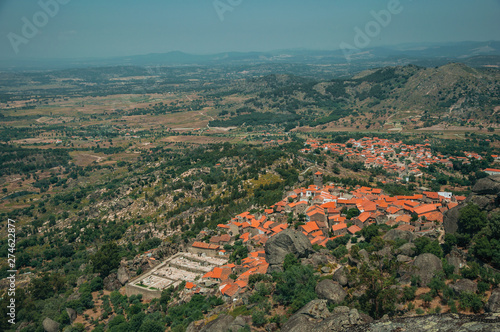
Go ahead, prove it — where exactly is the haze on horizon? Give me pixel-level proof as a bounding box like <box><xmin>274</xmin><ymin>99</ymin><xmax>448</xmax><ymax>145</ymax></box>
<box><xmin>0</xmin><ymin>0</ymin><xmax>499</xmax><ymax>60</ymax></box>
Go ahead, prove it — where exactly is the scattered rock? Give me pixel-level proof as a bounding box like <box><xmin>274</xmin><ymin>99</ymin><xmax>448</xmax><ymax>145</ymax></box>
<box><xmin>42</xmin><ymin>318</ymin><xmax>60</xmax><ymax>332</ymax></box>
<box><xmin>486</xmin><ymin>288</ymin><xmax>500</xmax><ymax>313</ymax></box>
<box><xmin>265</xmin><ymin>229</ymin><xmax>313</xmax><ymax>273</ymax></box>
<box><xmin>450</xmin><ymin>278</ymin><xmax>478</xmax><ymax>296</ymax></box>
<box><xmin>315</xmin><ymin>280</ymin><xmax>347</xmax><ymax>304</ymax></box>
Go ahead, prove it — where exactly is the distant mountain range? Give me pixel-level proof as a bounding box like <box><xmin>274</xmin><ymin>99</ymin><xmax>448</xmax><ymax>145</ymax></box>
<box><xmin>1</xmin><ymin>41</ymin><xmax>500</xmax><ymax>71</ymax></box>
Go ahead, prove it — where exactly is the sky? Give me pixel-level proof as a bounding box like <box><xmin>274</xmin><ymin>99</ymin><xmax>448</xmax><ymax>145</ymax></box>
<box><xmin>0</xmin><ymin>0</ymin><xmax>499</xmax><ymax>60</ymax></box>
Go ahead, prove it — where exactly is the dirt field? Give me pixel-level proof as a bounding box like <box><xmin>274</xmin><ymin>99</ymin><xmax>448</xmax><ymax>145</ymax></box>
<box><xmin>160</xmin><ymin>135</ymin><xmax>236</xmax><ymax>144</ymax></box>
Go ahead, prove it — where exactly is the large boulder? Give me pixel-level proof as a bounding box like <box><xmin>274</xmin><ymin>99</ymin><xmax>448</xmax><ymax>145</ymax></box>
<box><xmin>316</xmin><ymin>306</ymin><xmax>370</xmax><ymax>331</ymax></box>
<box><xmin>42</xmin><ymin>318</ymin><xmax>60</xmax><ymax>332</ymax></box>
<box><xmin>282</xmin><ymin>302</ymin><xmax>370</xmax><ymax>332</ymax></box>
<box><xmin>472</xmin><ymin>175</ymin><xmax>500</xmax><ymax>195</ymax></box>
<box><xmin>445</xmin><ymin>175</ymin><xmax>500</xmax><ymax>235</ymax></box>
<box><xmin>295</xmin><ymin>299</ymin><xmax>332</xmax><ymax>320</ymax></box>
<box><xmin>486</xmin><ymin>288</ymin><xmax>500</xmax><ymax>313</ymax></box>
<box><xmin>412</xmin><ymin>253</ymin><xmax>443</xmax><ymax>285</ymax></box>
<box><xmin>383</xmin><ymin>229</ymin><xmax>416</xmax><ymax>243</ymax></box>
<box><xmin>117</xmin><ymin>266</ymin><xmax>129</xmax><ymax>285</ymax></box>
<box><xmin>265</xmin><ymin>229</ymin><xmax>313</xmax><ymax>273</ymax></box>
<box><xmin>316</xmin><ymin>280</ymin><xmax>347</xmax><ymax>304</ymax></box>
<box><xmin>302</xmin><ymin>252</ymin><xmax>329</xmax><ymax>269</ymax></box>
<box><xmin>333</xmin><ymin>267</ymin><xmax>348</xmax><ymax>286</ymax></box>
<box><xmin>103</xmin><ymin>273</ymin><xmax>122</xmax><ymax>291</ymax></box>
<box><xmin>450</xmin><ymin>279</ymin><xmax>478</xmax><ymax>296</ymax></box>
<box><xmin>281</xmin><ymin>300</ymin><xmax>331</xmax><ymax>332</ymax></box>
<box><xmin>397</xmin><ymin>243</ymin><xmax>416</xmax><ymax>257</ymax></box>
<box><xmin>443</xmin><ymin>205</ymin><xmax>460</xmax><ymax>234</ymax></box>
<box><xmin>446</xmin><ymin>248</ymin><xmax>467</xmax><ymax>274</ymax></box>
<box><xmin>66</xmin><ymin>308</ymin><xmax>77</xmax><ymax>324</ymax></box>
<box><xmin>348</xmin><ymin>249</ymin><xmax>369</xmax><ymax>267</ymax></box>
<box><xmin>191</xmin><ymin>314</ymin><xmax>251</xmax><ymax>332</ymax></box>
<box><xmin>199</xmin><ymin>315</ymin><xmax>235</xmax><ymax>332</ymax></box>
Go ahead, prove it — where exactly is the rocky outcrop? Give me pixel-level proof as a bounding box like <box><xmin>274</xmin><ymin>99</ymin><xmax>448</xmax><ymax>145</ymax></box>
<box><xmin>315</xmin><ymin>280</ymin><xmax>347</xmax><ymax>304</ymax></box>
<box><xmin>282</xmin><ymin>301</ymin><xmax>500</xmax><ymax>332</ymax></box>
<box><xmin>103</xmin><ymin>273</ymin><xmax>122</xmax><ymax>291</ymax></box>
<box><xmin>486</xmin><ymin>288</ymin><xmax>500</xmax><ymax>313</ymax></box>
<box><xmin>42</xmin><ymin>318</ymin><xmax>60</xmax><ymax>332</ymax></box>
<box><xmin>346</xmin><ymin>313</ymin><xmax>500</xmax><ymax>331</ymax></box>
<box><xmin>282</xmin><ymin>301</ymin><xmax>370</xmax><ymax>332</ymax></box>
<box><xmin>187</xmin><ymin>314</ymin><xmax>252</xmax><ymax>332</ymax></box>
<box><xmin>444</xmin><ymin>175</ymin><xmax>500</xmax><ymax>234</ymax></box>
<box><xmin>450</xmin><ymin>278</ymin><xmax>478</xmax><ymax>296</ymax></box>
<box><xmin>198</xmin><ymin>315</ymin><xmax>235</xmax><ymax>332</ymax></box>
<box><xmin>383</xmin><ymin>229</ymin><xmax>416</xmax><ymax>242</ymax></box>
<box><xmin>265</xmin><ymin>229</ymin><xmax>313</xmax><ymax>273</ymax></box>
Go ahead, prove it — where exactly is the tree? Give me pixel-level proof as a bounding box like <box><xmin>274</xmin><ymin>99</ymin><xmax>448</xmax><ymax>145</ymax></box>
<box><xmin>273</xmin><ymin>264</ymin><xmax>318</xmax><ymax>313</ymax></box>
<box><xmin>91</xmin><ymin>242</ymin><xmax>121</xmax><ymax>277</ymax></box>
<box><xmin>283</xmin><ymin>253</ymin><xmax>299</xmax><ymax>271</ymax></box>
<box><xmin>458</xmin><ymin>204</ymin><xmax>487</xmax><ymax>234</ymax></box>
<box><xmin>346</xmin><ymin>208</ymin><xmax>360</xmax><ymax>220</ymax></box>
<box><xmin>357</xmin><ymin>261</ymin><xmax>399</xmax><ymax>319</ymax></box>
<box><xmin>420</xmin><ymin>292</ymin><xmax>433</xmax><ymax>308</ymax></box>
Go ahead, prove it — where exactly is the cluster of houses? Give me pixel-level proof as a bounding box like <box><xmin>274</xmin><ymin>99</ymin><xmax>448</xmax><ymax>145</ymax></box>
<box><xmin>190</xmin><ymin>172</ymin><xmax>466</xmax><ymax>299</ymax></box>
<box><xmin>300</xmin><ymin>137</ymin><xmax>488</xmax><ymax>178</ymax></box>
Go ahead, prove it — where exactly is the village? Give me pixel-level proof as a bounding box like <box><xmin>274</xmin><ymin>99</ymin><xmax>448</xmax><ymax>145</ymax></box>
<box><xmin>301</xmin><ymin>137</ymin><xmax>491</xmax><ymax>179</ymax></box>
<box><xmin>126</xmin><ymin>167</ymin><xmax>468</xmax><ymax>302</ymax></box>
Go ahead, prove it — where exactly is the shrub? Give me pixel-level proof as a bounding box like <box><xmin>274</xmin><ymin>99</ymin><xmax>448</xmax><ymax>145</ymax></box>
<box><xmin>459</xmin><ymin>292</ymin><xmax>483</xmax><ymax>313</ymax></box>
<box><xmin>252</xmin><ymin>310</ymin><xmax>267</xmax><ymax>327</ymax></box>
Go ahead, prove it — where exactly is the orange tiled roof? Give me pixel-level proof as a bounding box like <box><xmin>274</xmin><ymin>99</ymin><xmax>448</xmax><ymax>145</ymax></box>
<box><xmin>332</xmin><ymin>223</ymin><xmax>347</xmax><ymax>231</ymax></box>
<box><xmin>192</xmin><ymin>242</ymin><xmax>219</xmax><ymax>250</ymax></box>
<box><xmin>348</xmin><ymin>225</ymin><xmax>362</xmax><ymax>234</ymax></box>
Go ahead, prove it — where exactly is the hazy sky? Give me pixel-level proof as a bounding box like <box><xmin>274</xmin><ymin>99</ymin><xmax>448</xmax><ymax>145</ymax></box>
<box><xmin>0</xmin><ymin>0</ymin><xmax>499</xmax><ymax>59</ymax></box>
